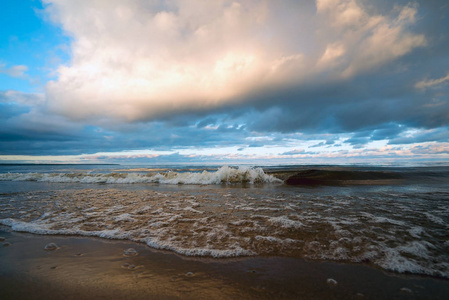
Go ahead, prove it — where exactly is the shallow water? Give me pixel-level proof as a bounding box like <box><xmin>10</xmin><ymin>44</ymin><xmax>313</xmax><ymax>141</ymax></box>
<box><xmin>0</xmin><ymin>165</ymin><xmax>448</xmax><ymax>279</ymax></box>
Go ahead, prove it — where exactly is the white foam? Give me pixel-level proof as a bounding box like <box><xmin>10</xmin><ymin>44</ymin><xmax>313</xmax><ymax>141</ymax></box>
<box><xmin>0</xmin><ymin>217</ymin><xmax>246</xmax><ymax>258</ymax></box>
<box><xmin>371</xmin><ymin>216</ymin><xmax>406</xmax><ymax>226</ymax></box>
<box><xmin>114</xmin><ymin>213</ymin><xmax>135</xmax><ymax>222</ymax></box>
<box><xmin>0</xmin><ymin>216</ymin><xmax>255</xmax><ymax>258</ymax></box>
<box><xmin>255</xmin><ymin>235</ymin><xmax>298</xmax><ymax>244</ymax></box>
<box><xmin>396</xmin><ymin>241</ymin><xmax>432</xmax><ymax>259</ymax></box>
<box><xmin>268</xmin><ymin>216</ymin><xmax>304</xmax><ymax>229</ymax></box>
<box><xmin>0</xmin><ymin>166</ymin><xmax>282</xmax><ymax>185</ymax></box>
<box><xmin>377</xmin><ymin>248</ymin><xmax>431</xmax><ymax>275</ymax></box>
<box><xmin>146</xmin><ymin>238</ymin><xmax>254</xmax><ymax>258</ymax></box>
<box><xmin>1</xmin><ymin>186</ymin><xmax>448</xmax><ymax>278</ymax></box>
<box><xmin>408</xmin><ymin>226</ymin><xmax>425</xmax><ymax>238</ymax></box>
<box><xmin>327</xmin><ymin>278</ymin><xmax>338</xmax><ymax>286</ymax></box>
<box><xmin>423</xmin><ymin>212</ymin><xmax>447</xmax><ymax>226</ymax></box>
<box><xmin>0</xmin><ymin>218</ymin><xmax>127</xmax><ymax>240</ymax></box>
<box><xmin>183</xmin><ymin>207</ymin><xmax>203</xmax><ymax>214</ymax></box>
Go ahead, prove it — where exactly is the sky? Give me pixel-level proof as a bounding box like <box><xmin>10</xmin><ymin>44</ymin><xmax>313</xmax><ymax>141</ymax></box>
<box><xmin>0</xmin><ymin>0</ymin><xmax>448</xmax><ymax>165</ymax></box>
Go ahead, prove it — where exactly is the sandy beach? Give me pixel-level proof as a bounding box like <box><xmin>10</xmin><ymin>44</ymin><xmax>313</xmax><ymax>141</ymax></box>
<box><xmin>1</xmin><ymin>227</ymin><xmax>448</xmax><ymax>300</ymax></box>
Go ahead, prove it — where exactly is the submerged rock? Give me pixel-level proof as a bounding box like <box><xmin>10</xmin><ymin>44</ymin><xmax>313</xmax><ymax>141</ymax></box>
<box><xmin>0</xmin><ymin>237</ymin><xmax>5</xmax><ymax>242</ymax></box>
<box><xmin>44</xmin><ymin>243</ymin><xmax>60</xmax><ymax>251</ymax></box>
<box><xmin>3</xmin><ymin>242</ymin><xmax>11</xmax><ymax>247</ymax></box>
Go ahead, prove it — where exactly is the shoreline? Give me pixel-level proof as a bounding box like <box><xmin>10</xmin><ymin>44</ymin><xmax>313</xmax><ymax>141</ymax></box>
<box><xmin>1</xmin><ymin>228</ymin><xmax>448</xmax><ymax>299</ymax></box>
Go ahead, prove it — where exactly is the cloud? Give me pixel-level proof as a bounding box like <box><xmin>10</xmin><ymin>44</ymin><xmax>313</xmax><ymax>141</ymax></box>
<box><xmin>281</xmin><ymin>149</ymin><xmax>305</xmax><ymax>156</ymax></box>
<box><xmin>389</xmin><ymin>126</ymin><xmax>449</xmax><ymax>145</ymax></box>
<box><xmin>43</xmin><ymin>0</ymin><xmax>426</xmax><ymax>124</ymax></box>
<box><xmin>0</xmin><ymin>90</ymin><xmax>44</xmax><ymax>106</ymax></box>
<box><xmin>0</xmin><ymin>63</ymin><xmax>29</xmax><ymax>78</ymax></box>
<box><xmin>1</xmin><ymin>0</ymin><xmax>448</xmax><ymax>163</ymax></box>
<box><xmin>316</xmin><ymin>1</ymin><xmax>425</xmax><ymax>77</ymax></box>
<box><xmin>310</xmin><ymin>139</ymin><xmax>336</xmax><ymax>148</ymax></box>
<box><xmin>415</xmin><ymin>73</ymin><xmax>449</xmax><ymax>89</ymax></box>
<box><xmin>409</xmin><ymin>143</ymin><xmax>449</xmax><ymax>155</ymax></box>
<box><xmin>0</xmin><ymin>90</ymin><xmax>89</xmax><ymax>155</ymax></box>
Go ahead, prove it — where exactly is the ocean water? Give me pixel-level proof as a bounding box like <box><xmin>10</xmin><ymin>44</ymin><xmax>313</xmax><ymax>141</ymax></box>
<box><xmin>0</xmin><ymin>164</ymin><xmax>448</xmax><ymax>278</ymax></box>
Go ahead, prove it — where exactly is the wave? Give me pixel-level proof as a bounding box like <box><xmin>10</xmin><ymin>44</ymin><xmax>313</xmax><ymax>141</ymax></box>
<box><xmin>1</xmin><ymin>187</ymin><xmax>448</xmax><ymax>278</ymax></box>
<box><xmin>0</xmin><ymin>166</ymin><xmax>282</xmax><ymax>185</ymax></box>
<box><xmin>0</xmin><ymin>218</ymin><xmax>254</xmax><ymax>258</ymax></box>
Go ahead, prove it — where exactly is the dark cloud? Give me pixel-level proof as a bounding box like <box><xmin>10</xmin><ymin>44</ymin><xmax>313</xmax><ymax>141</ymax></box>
<box><xmin>213</xmin><ymin>1</ymin><xmax>449</xmax><ymax>139</ymax></box>
<box><xmin>345</xmin><ymin>137</ymin><xmax>371</xmax><ymax>147</ymax></box>
<box><xmin>281</xmin><ymin>149</ymin><xmax>305</xmax><ymax>155</ymax></box>
<box><xmin>0</xmin><ymin>102</ymin><xmax>30</xmax><ymax>119</ymax></box>
<box><xmin>0</xmin><ymin>106</ymin><xmax>254</xmax><ymax>155</ymax></box>
<box><xmin>243</xmin><ymin>65</ymin><xmax>449</xmax><ymax>135</ymax></box>
<box><xmin>389</xmin><ymin>126</ymin><xmax>449</xmax><ymax>145</ymax></box>
<box><xmin>310</xmin><ymin>139</ymin><xmax>337</xmax><ymax>148</ymax></box>
<box><xmin>310</xmin><ymin>142</ymin><xmax>326</xmax><ymax>148</ymax></box>
<box><xmin>370</xmin><ymin>124</ymin><xmax>405</xmax><ymax>141</ymax></box>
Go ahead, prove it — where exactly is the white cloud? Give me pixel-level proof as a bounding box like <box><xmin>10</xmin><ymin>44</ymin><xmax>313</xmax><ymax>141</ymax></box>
<box><xmin>415</xmin><ymin>72</ymin><xmax>449</xmax><ymax>89</ymax></box>
<box><xmin>0</xmin><ymin>63</ymin><xmax>29</xmax><ymax>78</ymax></box>
<box><xmin>316</xmin><ymin>1</ymin><xmax>426</xmax><ymax>77</ymax></box>
<box><xmin>43</xmin><ymin>0</ymin><xmax>426</xmax><ymax>122</ymax></box>
<box><xmin>0</xmin><ymin>90</ymin><xmax>44</xmax><ymax>106</ymax></box>
<box><xmin>317</xmin><ymin>43</ymin><xmax>345</xmax><ymax>67</ymax></box>
<box><xmin>316</xmin><ymin>0</ymin><xmax>365</xmax><ymax>28</ymax></box>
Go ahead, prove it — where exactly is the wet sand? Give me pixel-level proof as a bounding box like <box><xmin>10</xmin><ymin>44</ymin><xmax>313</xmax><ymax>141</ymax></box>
<box><xmin>1</xmin><ymin>227</ymin><xmax>448</xmax><ymax>299</ymax></box>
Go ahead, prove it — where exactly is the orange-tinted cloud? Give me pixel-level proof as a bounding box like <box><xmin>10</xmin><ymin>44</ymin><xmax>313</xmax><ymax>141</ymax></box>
<box><xmin>43</xmin><ymin>0</ymin><xmax>425</xmax><ymax>122</ymax></box>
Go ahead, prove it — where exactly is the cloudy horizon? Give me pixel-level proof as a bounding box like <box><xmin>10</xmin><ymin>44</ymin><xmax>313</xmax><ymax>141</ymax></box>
<box><xmin>1</xmin><ymin>0</ymin><xmax>448</xmax><ymax>165</ymax></box>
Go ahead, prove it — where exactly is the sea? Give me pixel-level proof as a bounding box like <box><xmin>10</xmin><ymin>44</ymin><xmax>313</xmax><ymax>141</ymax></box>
<box><xmin>0</xmin><ymin>163</ymin><xmax>448</xmax><ymax>279</ymax></box>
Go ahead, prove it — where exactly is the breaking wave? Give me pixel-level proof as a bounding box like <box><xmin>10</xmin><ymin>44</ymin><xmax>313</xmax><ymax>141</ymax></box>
<box><xmin>0</xmin><ymin>166</ymin><xmax>282</xmax><ymax>185</ymax></box>
<box><xmin>1</xmin><ymin>187</ymin><xmax>448</xmax><ymax>277</ymax></box>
